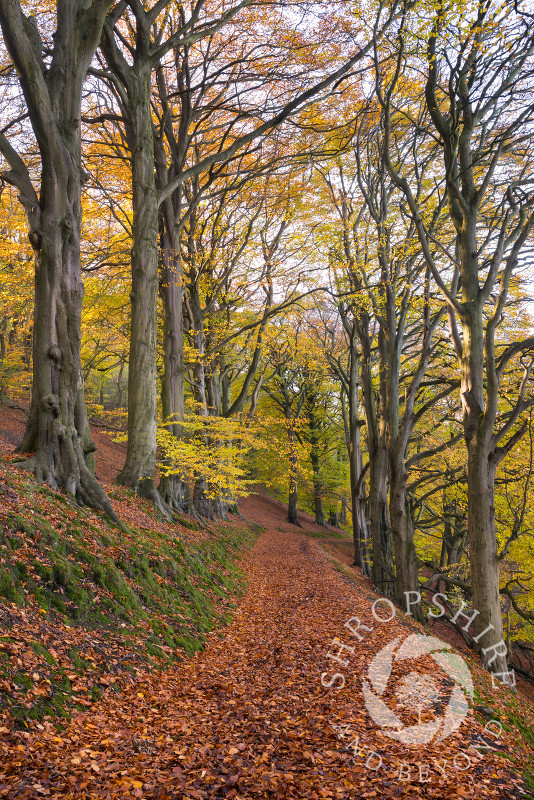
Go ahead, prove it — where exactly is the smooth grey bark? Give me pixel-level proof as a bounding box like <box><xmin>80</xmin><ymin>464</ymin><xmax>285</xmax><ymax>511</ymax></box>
<box><xmin>373</xmin><ymin>223</ymin><xmax>420</xmax><ymax>611</ymax></box>
<box><xmin>117</xmin><ymin>66</ymin><xmax>160</xmax><ymax>502</ymax></box>
<box><xmin>310</xmin><ymin>451</ymin><xmax>325</xmax><ymax>526</ymax></box>
<box><xmin>353</xmin><ymin>116</ymin><xmax>447</xmax><ymax>616</ymax></box>
<box><xmin>382</xmin><ymin>268</ymin><xmax>443</xmax><ymax>619</ymax></box>
<box><xmin>0</xmin><ymin>0</ymin><xmax>117</xmax><ymax>518</ymax></box>
<box><xmin>153</xmin><ymin>97</ymin><xmax>189</xmax><ymax>508</ymax></box>
<box><xmin>99</xmin><ymin>17</ymin><xmax>164</xmax><ymax>510</ymax></box>
<box><xmin>98</xmin><ymin>0</ymin><xmax>400</xmax><ymax>516</ymax></box>
<box><xmin>0</xmin><ymin>317</ymin><xmax>6</xmax><ymax>373</ymax></box>
<box><xmin>325</xmin><ymin>184</ymin><xmax>393</xmax><ymax>589</ymax></box>
<box><xmin>115</xmin><ymin>360</ymin><xmax>125</xmax><ymax>408</ymax></box>
<box><xmin>346</xmin><ymin>373</ymin><xmax>369</xmax><ymax>573</ymax></box>
<box><xmin>389</xmin><ymin>465</ymin><xmax>418</xmax><ymax>610</ymax></box>
<box><xmin>368</xmin><ymin>431</ymin><xmax>393</xmax><ymax>592</ymax></box>
<box><xmin>424</xmin><ymin>8</ymin><xmax>534</xmax><ymax>674</ymax></box>
<box><xmin>336</xmin><ymin>324</ymin><xmax>369</xmax><ymax>574</ymax></box>
<box><xmin>158</xmin><ymin>214</ymin><xmax>187</xmax><ymax>509</ymax></box>
<box><xmin>339</xmin><ymin>496</ymin><xmax>348</xmax><ymax>526</ymax></box>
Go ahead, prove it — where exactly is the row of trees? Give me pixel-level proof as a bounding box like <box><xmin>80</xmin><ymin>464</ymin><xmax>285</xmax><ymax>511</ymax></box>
<box><xmin>1</xmin><ymin>0</ymin><xmax>534</xmax><ymax>678</ymax></box>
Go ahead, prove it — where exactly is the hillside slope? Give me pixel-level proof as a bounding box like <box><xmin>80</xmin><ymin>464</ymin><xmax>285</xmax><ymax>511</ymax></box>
<box><xmin>0</xmin><ymin>403</ymin><xmax>533</xmax><ymax>798</ymax></box>
<box><xmin>0</xmin><ymin>404</ymin><xmax>252</xmax><ymax>731</ymax></box>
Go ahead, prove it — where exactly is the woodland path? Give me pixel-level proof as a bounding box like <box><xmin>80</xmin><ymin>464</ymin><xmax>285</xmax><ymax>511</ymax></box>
<box><xmin>1</xmin><ymin>490</ymin><xmax>527</xmax><ymax>799</ymax></box>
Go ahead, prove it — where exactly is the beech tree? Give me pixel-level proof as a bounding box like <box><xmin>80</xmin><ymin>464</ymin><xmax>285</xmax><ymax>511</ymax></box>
<box><xmin>353</xmin><ymin>110</ymin><xmax>452</xmax><ymax>617</ymax></box>
<box><xmin>0</xmin><ymin>0</ymin><xmax>117</xmax><ymax>516</ymax></box>
<box><xmin>319</xmin><ymin>185</ymin><xmax>394</xmax><ymax>588</ymax></box>
<box><xmin>95</xmin><ymin>0</ymin><xmax>405</xmax><ymax>513</ymax></box>
<box><xmin>315</xmin><ymin>300</ymin><xmax>370</xmax><ymax>573</ymax></box>
<box><xmin>97</xmin><ymin>0</ymin><xmax>263</xmax><ymax>511</ymax></box>
<box><xmin>377</xmin><ymin>0</ymin><xmax>534</xmax><ymax>673</ymax></box>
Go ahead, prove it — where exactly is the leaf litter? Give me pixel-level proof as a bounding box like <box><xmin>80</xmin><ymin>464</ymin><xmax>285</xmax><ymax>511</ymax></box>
<box><xmin>0</xmin><ymin>489</ymin><xmax>531</xmax><ymax>798</ymax></box>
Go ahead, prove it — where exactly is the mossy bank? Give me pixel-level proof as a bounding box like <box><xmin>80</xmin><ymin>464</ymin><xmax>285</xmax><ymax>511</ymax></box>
<box><xmin>0</xmin><ymin>455</ymin><xmax>255</xmax><ymax>728</ymax></box>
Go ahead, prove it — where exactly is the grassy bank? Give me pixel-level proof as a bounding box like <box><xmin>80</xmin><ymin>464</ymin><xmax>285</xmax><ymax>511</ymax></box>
<box><xmin>0</xmin><ymin>454</ymin><xmax>254</xmax><ymax>728</ymax></box>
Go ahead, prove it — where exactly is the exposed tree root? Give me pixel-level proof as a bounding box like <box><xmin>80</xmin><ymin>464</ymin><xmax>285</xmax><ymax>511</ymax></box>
<box><xmin>158</xmin><ymin>475</ymin><xmax>189</xmax><ymax>514</ymax></box>
<box><xmin>136</xmin><ymin>478</ymin><xmax>173</xmax><ymax>522</ymax></box>
<box><xmin>13</xmin><ymin>452</ymin><xmax>122</xmax><ymax>528</ymax></box>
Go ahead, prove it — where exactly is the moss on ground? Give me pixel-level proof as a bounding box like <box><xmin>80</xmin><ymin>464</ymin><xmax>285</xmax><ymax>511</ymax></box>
<box><xmin>0</xmin><ymin>455</ymin><xmax>254</xmax><ymax>726</ymax></box>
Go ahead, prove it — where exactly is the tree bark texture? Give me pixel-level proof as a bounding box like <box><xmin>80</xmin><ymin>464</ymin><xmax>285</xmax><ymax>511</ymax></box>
<box><xmin>346</xmin><ymin>335</ymin><xmax>369</xmax><ymax>574</ymax></box>
<box><xmin>114</xmin><ymin>62</ymin><xmax>160</xmax><ymax>503</ymax></box>
<box><xmin>0</xmin><ymin>0</ymin><xmax>116</xmax><ymax>518</ymax></box>
<box><xmin>157</xmin><ymin>204</ymin><xmax>187</xmax><ymax>509</ymax></box>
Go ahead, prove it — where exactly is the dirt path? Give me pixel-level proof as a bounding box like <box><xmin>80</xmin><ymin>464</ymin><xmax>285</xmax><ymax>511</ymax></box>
<box><xmin>0</xmin><ymin>493</ymin><xmax>527</xmax><ymax>799</ymax></box>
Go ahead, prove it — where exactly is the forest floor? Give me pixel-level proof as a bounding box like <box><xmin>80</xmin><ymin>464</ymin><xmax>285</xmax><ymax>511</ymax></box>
<box><xmin>0</xmin><ymin>403</ymin><xmax>533</xmax><ymax>798</ymax></box>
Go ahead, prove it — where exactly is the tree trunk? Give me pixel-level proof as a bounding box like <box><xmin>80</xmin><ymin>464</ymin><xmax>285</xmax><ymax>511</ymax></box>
<box><xmin>312</xmin><ymin>473</ymin><xmax>325</xmax><ymax>526</ymax></box>
<box><xmin>346</xmin><ymin>336</ymin><xmax>369</xmax><ymax>573</ymax></box>
<box><xmin>390</xmin><ymin>460</ymin><xmax>421</xmax><ymax>619</ymax></box>
<box><xmin>185</xmin><ymin>278</ymin><xmax>222</xmax><ymax>517</ymax></box>
<box><xmin>348</xmin><ymin>413</ymin><xmax>369</xmax><ymax>571</ymax></box>
<box><xmin>441</xmin><ymin>498</ymin><xmax>465</xmax><ymax>567</ymax></box>
<box><xmin>368</xmin><ymin>443</ymin><xmax>394</xmax><ymax>594</ymax></box>
<box><xmin>329</xmin><ymin>510</ymin><xmax>339</xmax><ymax>527</ymax></box>
<box><xmin>0</xmin><ymin>0</ymin><xmax>116</xmax><ymax>518</ymax></box>
<box><xmin>205</xmin><ymin>352</ymin><xmax>222</xmax><ymax>417</ymax></box>
<box><xmin>115</xmin><ymin>64</ymin><xmax>161</xmax><ymax>507</ymax></box>
<box><xmin>288</xmin><ymin>482</ymin><xmax>299</xmax><ymax>525</ymax></box>
<box><xmin>99</xmin><ymin>22</ymin><xmax>170</xmax><ymax>514</ymax></box>
<box><xmin>0</xmin><ymin>317</ymin><xmax>5</xmax><ymax>373</ymax></box>
<box><xmin>221</xmin><ymin>368</ymin><xmax>232</xmax><ymax>415</ymax></box>
<box><xmin>116</xmin><ymin>360</ymin><xmax>125</xmax><ymax>408</ymax></box>
<box><xmin>287</xmin><ymin>423</ymin><xmax>299</xmax><ymax>525</ymax></box>
<box><xmin>339</xmin><ymin>496</ymin><xmax>348</xmax><ymax>526</ymax></box>
<box><xmin>18</xmin><ymin>175</ymin><xmax>112</xmax><ymax>513</ymax></box>
<box><xmin>187</xmin><ymin>278</ymin><xmax>208</xmax><ymax>414</ymax></box>
<box><xmin>466</xmin><ymin>402</ymin><xmax>506</xmax><ymax>671</ymax></box>
<box><xmin>158</xmin><ymin>212</ymin><xmax>187</xmax><ymax>509</ymax></box>
<box><xmin>360</xmin><ymin>321</ymin><xmax>394</xmax><ymax>593</ymax></box>
<box><xmin>193</xmin><ymin>478</ymin><xmax>211</xmax><ymax>518</ymax></box>
<box><xmin>459</xmin><ymin>219</ymin><xmax>505</xmax><ymax>672</ymax></box>
<box><xmin>468</xmin><ymin>452</ymin><xmax>505</xmax><ymax>666</ymax></box>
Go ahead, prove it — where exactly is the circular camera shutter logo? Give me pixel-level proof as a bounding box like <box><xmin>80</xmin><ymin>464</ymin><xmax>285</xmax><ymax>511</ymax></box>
<box><xmin>362</xmin><ymin>633</ymin><xmax>474</xmax><ymax>745</ymax></box>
